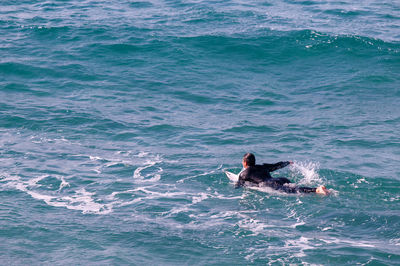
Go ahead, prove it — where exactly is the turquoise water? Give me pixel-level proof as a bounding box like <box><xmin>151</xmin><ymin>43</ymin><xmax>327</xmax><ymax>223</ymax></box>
<box><xmin>1</xmin><ymin>0</ymin><xmax>400</xmax><ymax>264</ymax></box>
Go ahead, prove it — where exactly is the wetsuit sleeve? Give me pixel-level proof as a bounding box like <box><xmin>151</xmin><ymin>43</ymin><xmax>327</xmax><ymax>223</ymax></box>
<box><xmin>262</xmin><ymin>161</ymin><xmax>290</xmax><ymax>172</ymax></box>
<box><xmin>235</xmin><ymin>173</ymin><xmax>245</xmax><ymax>188</ymax></box>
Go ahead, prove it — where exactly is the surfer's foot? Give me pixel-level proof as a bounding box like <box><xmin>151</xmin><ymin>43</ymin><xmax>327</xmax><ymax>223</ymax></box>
<box><xmin>316</xmin><ymin>185</ymin><xmax>329</xmax><ymax>195</ymax></box>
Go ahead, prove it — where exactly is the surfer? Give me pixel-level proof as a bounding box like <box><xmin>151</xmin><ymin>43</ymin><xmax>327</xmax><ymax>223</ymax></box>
<box><xmin>236</xmin><ymin>153</ymin><xmax>329</xmax><ymax>195</ymax></box>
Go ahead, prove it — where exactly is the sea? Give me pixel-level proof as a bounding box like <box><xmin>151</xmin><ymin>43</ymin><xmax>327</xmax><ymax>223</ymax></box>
<box><xmin>1</xmin><ymin>0</ymin><xmax>399</xmax><ymax>265</ymax></box>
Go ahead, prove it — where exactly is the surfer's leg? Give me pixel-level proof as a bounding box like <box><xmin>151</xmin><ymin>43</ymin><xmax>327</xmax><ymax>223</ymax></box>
<box><xmin>262</xmin><ymin>179</ymin><xmax>297</xmax><ymax>193</ymax></box>
<box><xmin>262</xmin><ymin>179</ymin><xmax>281</xmax><ymax>189</ymax></box>
<box><xmin>278</xmin><ymin>185</ymin><xmax>298</xmax><ymax>193</ymax></box>
<box><xmin>298</xmin><ymin>187</ymin><xmax>317</xmax><ymax>193</ymax></box>
<box><xmin>262</xmin><ymin>180</ymin><xmax>329</xmax><ymax>195</ymax></box>
<box><xmin>298</xmin><ymin>186</ymin><xmax>329</xmax><ymax>194</ymax></box>
<box><xmin>273</xmin><ymin>177</ymin><xmax>291</xmax><ymax>184</ymax></box>
<box><xmin>315</xmin><ymin>185</ymin><xmax>329</xmax><ymax>195</ymax></box>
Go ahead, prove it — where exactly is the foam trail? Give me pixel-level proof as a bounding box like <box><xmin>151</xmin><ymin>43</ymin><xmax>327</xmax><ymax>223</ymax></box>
<box><xmin>178</xmin><ymin>165</ymin><xmax>223</xmax><ymax>183</ymax></box>
<box><xmin>284</xmin><ymin>236</ymin><xmax>314</xmax><ymax>258</ymax></box>
<box><xmin>133</xmin><ymin>154</ymin><xmax>163</xmax><ymax>183</ymax></box>
<box><xmin>27</xmin><ymin>174</ymin><xmax>49</xmax><ymax>187</ymax></box>
<box><xmin>1</xmin><ymin>174</ymin><xmax>112</xmax><ymax>214</ymax></box>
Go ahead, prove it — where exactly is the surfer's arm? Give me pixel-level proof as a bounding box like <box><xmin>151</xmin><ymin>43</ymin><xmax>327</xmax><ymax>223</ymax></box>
<box><xmin>263</xmin><ymin>161</ymin><xmax>291</xmax><ymax>172</ymax></box>
<box><xmin>235</xmin><ymin>173</ymin><xmax>245</xmax><ymax>188</ymax></box>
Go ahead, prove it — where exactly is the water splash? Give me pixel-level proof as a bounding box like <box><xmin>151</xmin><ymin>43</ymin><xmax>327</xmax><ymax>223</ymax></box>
<box><xmin>290</xmin><ymin>161</ymin><xmax>323</xmax><ymax>186</ymax></box>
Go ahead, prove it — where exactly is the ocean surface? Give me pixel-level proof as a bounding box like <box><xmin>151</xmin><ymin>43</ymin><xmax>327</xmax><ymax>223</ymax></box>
<box><xmin>1</xmin><ymin>0</ymin><xmax>400</xmax><ymax>264</ymax></box>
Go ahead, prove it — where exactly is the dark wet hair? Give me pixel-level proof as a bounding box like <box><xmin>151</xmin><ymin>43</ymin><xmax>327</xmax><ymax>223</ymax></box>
<box><xmin>243</xmin><ymin>153</ymin><xmax>255</xmax><ymax>166</ymax></box>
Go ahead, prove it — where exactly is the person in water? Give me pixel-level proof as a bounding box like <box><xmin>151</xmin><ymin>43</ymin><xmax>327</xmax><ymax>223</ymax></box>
<box><xmin>237</xmin><ymin>153</ymin><xmax>329</xmax><ymax>195</ymax></box>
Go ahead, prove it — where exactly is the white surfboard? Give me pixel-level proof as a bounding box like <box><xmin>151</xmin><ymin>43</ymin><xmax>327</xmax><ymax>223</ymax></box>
<box><xmin>225</xmin><ymin>171</ymin><xmax>239</xmax><ymax>183</ymax></box>
<box><xmin>224</xmin><ymin>171</ymin><xmax>289</xmax><ymax>194</ymax></box>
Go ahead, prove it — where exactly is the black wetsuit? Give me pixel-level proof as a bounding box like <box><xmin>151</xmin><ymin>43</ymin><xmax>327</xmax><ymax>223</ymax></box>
<box><xmin>237</xmin><ymin>161</ymin><xmax>316</xmax><ymax>193</ymax></box>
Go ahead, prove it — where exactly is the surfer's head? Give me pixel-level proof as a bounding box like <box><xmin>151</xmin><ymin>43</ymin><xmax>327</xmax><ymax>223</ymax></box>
<box><xmin>243</xmin><ymin>153</ymin><xmax>255</xmax><ymax>167</ymax></box>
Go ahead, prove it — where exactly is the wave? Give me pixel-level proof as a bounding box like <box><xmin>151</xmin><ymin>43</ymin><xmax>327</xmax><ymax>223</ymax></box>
<box><xmin>3</xmin><ymin>0</ymin><xmax>400</xmax><ymax>43</ymax></box>
<box><xmin>179</xmin><ymin>30</ymin><xmax>398</xmax><ymax>59</ymax></box>
<box><xmin>224</xmin><ymin>125</ymin><xmax>277</xmax><ymax>133</ymax></box>
<box><xmin>7</xmin><ymin>24</ymin><xmax>396</xmax><ymax>63</ymax></box>
<box><xmin>0</xmin><ymin>60</ymin><xmax>98</xmax><ymax>82</ymax></box>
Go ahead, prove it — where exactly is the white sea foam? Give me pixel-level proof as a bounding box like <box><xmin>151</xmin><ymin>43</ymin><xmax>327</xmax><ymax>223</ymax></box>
<box><xmin>118</xmin><ymin>198</ymin><xmax>142</xmax><ymax>206</ymax></box>
<box><xmin>236</xmin><ymin>211</ymin><xmax>278</xmax><ymax>236</ymax></box>
<box><xmin>133</xmin><ymin>154</ymin><xmax>163</xmax><ymax>183</ymax></box>
<box><xmin>290</xmin><ymin>221</ymin><xmax>306</xmax><ymax>228</ymax></box>
<box><xmin>92</xmin><ymin>166</ymin><xmax>102</xmax><ymax>174</ymax></box>
<box><xmin>31</xmin><ymin>187</ymin><xmax>111</xmax><ymax>214</ymax></box>
<box><xmin>29</xmin><ymin>135</ymin><xmax>69</xmax><ymax>144</ymax></box>
<box><xmin>26</xmin><ymin>174</ymin><xmax>49</xmax><ymax>187</ymax></box>
<box><xmin>78</xmin><ymin>151</ymin><xmax>148</xmax><ymax>175</ymax></box>
<box><xmin>356</xmin><ymin>178</ymin><xmax>369</xmax><ymax>184</ymax></box>
<box><xmin>211</xmin><ymin>191</ymin><xmax>243</xmax><ymax>201</ymax></box>
<box><xmin>192</xmin><ymin>192</ymin><xmax>209</xmax><ymax>204</ymax></box>
<box><xmin>25</xmin><ymin>174</ymin><xmax>71</xmax><ymax>192</ymax></box>
<box><xmin>0</xmin><ymin>173</ymin><xmax>112</xmax><ymax>214</ymax></box>
<box><xmin>58</xmin><ymin>177</ymin><xmax>70</xmax><ymax>191</ymax></box>
<box><xmin>320</xmin><ymin>237</ymin><xmax>375</xmax><ymax>248</ymax></box>
<box><xmin>136</xmin><ymin>151</ymin><xmax>149</xmax><ymax>158</ymax></box>
<box><xmin>58</xmin><ymin>188</ymin><xmax>112</xmax><ymax>214</ymax></box>
<box><xmin>0</xmin><ymin>173</ymin><xmax>20</xmax><ymax>182</ymax></box>
<box><xmin>164</xmin><ymin>205</ymin><xmax>192</xmax><ymax>216</ymax></box>
<box><xmin>156</xmin><ymin>190</ymin><xmax>242</xmax><ymax>223</ymax></box>
<box><xmin>284</xmin><ymin>236</ymin><xmax>315</xmax><ymax>258</ymax></box>
<box><xmin>187</xmin><ymin>213</ymin><xmax>234</xmax><ymax>229</ymax></box>
<box><xmin>208</xmin><ymin>210</ymin><xmax>240</xmax><ymax>220</ymax></box>
<box><xmin>391</xmin><ymin>239</ymin><xmax>400</xmax><ymax>246</ymax></box>
<box><xmin>178</xmin><ymin>165</ymin><xmax>223</xmax><ymax>183</ymax></box>
<box><xmin>108</xmin><ymin>189</ymin><xmax>137</xmax><ymax>200</ymax></box>
<box><xmin>89</xmin><ymin>155</ymin><xmax>103</xmax><ymax>161</ymax></box>
<box><xmin>384</xmin><ymin>195</ymin><xmax>400</xmax><ymax>202</ymax></box>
